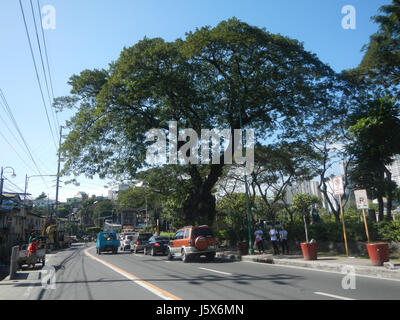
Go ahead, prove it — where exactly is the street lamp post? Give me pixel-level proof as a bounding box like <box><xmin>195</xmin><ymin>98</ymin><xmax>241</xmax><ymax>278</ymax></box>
<box><xmin>220</xmin><ymin>97</ymin><xmax>254</xmax><ymax>255</ymax></box>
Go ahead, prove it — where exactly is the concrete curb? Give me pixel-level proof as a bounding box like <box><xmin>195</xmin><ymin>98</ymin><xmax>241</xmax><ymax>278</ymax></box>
<box><xmin>216</xmin><ymin>250</ymin><xmax>400</xmax><ymax>281</ymax></box>
<box><xmin>216</xmin><ymin>252</ymin><xmax>242</xmax><ymax>261</ymax></box>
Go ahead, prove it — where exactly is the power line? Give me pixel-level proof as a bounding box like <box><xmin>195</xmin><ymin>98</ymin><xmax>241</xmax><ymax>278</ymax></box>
<box><xmin>3</xmin><ymin>177</ymin><xmax>25</xmax><ymax>194</ymax></box>
<box><xmin>0</xmin><ymin>111</ymin><xmax>35</xmax><ymax>168</ymax></box>
<box><xmin>0</xmin><ymin>128</ymin><xmax>35</xmax><ymax>172</ymax></box>
<box><xmin>30</xmin><ymin>0</ymin><xmax>60</xmax><ymax>135</ymax></box>
<box><xmin>18</xmin><ymin>0</ymin><xmax>58</xmax><ymax>150</ymax></box>
<box><xmin>0</xmin><ymin>89</ymin><xmax>49</xmax><ymax>189</ymax></box>
<box><xmin>36</xmin><ymin>0</ymin><xmax>59</xmax><ymax>129</ymax></box>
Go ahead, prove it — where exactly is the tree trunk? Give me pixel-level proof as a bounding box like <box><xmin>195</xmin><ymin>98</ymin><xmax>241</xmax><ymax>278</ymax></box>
<box><xmin>183</xmin><ymin>164</ymin><xmax>224</xmax><ymax>226</ymax></box>
<box><xmin>377</xmin><ymin>196</ymin><xmax>384</xmax><ymax>222</ymax></box>
<box><xmin>384</xmin><ymin>166</ymin><xmax>393</xmax><ymax>220</ymax></box>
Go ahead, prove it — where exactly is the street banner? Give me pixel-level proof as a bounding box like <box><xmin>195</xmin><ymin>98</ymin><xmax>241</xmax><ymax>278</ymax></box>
<box><xmin>354</xmin><ymin>189</ymin><xmax>369</xmax><ymax>210</ymax></box>
<box><xmin>332</xmin><ymin>176</ymin><xmax>344</xmax><ymax>196</ymax></box>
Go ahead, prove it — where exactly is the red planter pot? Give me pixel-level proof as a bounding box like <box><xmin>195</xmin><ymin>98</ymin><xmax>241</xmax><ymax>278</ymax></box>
<box><xmin>300</xmin><ymin>242</ymin><xmax>318</xmax><ymax>260</ymax></box>
<box><xmin>366</xmin><ymin>243</ymin><xmax>389</xmax><ymax>266</ymax></box>
<box><xmin>237</xmin><ymin>242</ymin><xmax>249</xmax><ymax>255</ymax></box>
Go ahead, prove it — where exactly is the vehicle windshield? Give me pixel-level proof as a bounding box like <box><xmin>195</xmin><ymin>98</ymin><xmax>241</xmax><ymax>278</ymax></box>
<box><xmin>102</xmin><ymin>233</ymin><xmax>115</xmax><ymax>240</ymax></box>
<box><xmin>192</xmin><ymin>228</ymin><xmax>213</xmax><ymax>238</ymax></box>
<box><xmin>138</xmin><ymin>233</ymin><xmax>152</xmax><ymax>240</ymax></box>
<box><xmin>154</xmin><ymin>236</ymin><xmax>170</xmax><ymax>242</ymax></box>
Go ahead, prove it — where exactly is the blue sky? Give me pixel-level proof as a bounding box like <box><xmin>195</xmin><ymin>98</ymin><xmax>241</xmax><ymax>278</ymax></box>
<box><xmin>0</xmin><ymin>0</ymin><xmax>390</xmax><ymax>201</ymax></box>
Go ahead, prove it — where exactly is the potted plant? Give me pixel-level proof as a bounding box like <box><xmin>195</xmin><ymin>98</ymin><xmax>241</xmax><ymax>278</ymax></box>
<box><xmin>363</xmin><ymin>208</ymin><xmax>389</xmax><ymax>266</ymax></box>
<box><xmin>292</xmin><ymin>194</ymin><xmax>321</xmax><ymax>260</ymax></box>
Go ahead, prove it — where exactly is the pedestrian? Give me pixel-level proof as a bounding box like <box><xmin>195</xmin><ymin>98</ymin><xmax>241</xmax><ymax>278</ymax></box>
<box><xmin>279</xmin><ymin>226</ymin><xmax>289</xmax><ymax>255</ymax></box>
<box><xmin>254</xmin><ymin>227</ymin><xmax>264</xmax><ymax>254</ymax></box>
<box><xmin>269</xmin><ymin>225</ymin><xmax>280</xmax><ymax>255</ymax></box>
<box><xmin>28</xmin><ymin>231</ymin><xmax>36</xmax><ymax>245</ymax></box>
<box><xmin>27</xmin><ymin>238</ymin><xmax>39</xmax><ymax>269</ymax></box>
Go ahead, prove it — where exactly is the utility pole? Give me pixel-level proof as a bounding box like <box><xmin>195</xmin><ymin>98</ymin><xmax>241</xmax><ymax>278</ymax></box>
<box><xmin>53</xmin><ymin>126</ymin><xmax>63</xmax><ymax>221</ymax></box>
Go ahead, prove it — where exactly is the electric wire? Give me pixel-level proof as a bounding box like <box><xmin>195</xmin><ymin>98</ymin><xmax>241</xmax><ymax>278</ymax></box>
<box><xmin>36</xmin><ymin>0</ymin><xmax>59</xmax><ymax>129</ymax></box>
<box><xmin>0</xmin><ymin>89</ymin><xmax>49</xmax><ymax>189</ymax></box>
<box><xmin>0</xmin><ymin>128</ymin><xmax>36</xmax><ymax>172</ymax></box>
<box><xmin>18</xmin><ymin>0</ymin><xmax>58</xmax><ymax>150</ymax></box>
<box><xmin>30</xmin><ymin>0</ymin><xmax>60</xmax><ymax>137</ymax></box>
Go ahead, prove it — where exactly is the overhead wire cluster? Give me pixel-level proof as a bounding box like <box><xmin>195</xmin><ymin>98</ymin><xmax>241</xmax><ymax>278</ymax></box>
<box><xmin>0</xmin><ymin>0</ymin><xmax>61</xmax><ymax>198</ymax></box>
<box><xmin>18</xmin><ymin>0</ymin><xmax>59</xmax><ymax>149</ymax></box>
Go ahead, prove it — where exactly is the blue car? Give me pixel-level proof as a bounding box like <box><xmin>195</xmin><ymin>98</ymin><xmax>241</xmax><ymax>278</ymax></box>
<box><xmin>96</xmin><ymin>232</ymin><xmax>119</xmax><ymax>255</ymax></box>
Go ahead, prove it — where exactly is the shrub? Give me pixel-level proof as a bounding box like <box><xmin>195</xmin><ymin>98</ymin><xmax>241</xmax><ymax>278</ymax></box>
<box><xmin>376</xmin><ymin>221</ymin><xmax>400</xmax><ymax>242</ymax></box>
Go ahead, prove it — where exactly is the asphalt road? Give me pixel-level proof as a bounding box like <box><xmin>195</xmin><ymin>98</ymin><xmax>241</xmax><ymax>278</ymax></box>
<box><xmin>22</xmin><ymin>243</ymin><xmax>400</xmax><ymax>300</ymax></box>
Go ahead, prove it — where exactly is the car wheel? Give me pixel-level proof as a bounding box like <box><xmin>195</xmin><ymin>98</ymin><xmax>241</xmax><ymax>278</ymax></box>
<box><xmin>206</xmin><ymin>252</ymin><xmax>216</xmax><ymax>262</ymax></box>
<box><xmin>167</xmin><ymin>248</ymin><xmax>173</xmax><ymax>261</ymax></box>
<box><xmin>181</xmin><ymin>249</ymin><xmax>189</xmax><ymax>263</ymax></box>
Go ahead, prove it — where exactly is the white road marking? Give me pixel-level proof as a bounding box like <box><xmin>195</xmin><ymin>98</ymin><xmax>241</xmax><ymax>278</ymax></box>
<box><xmin>198</xmin><ymin>267</ymin><xmax>232</xmax><ymax>276</ymax></box>
<box><xmin>314</xmin><ymin>292</ymin><xmax>355</xmax><ymax>300</ymax></box>
<box><xmin>243</xmin><ymin>261</ymin><xmax>400</xmax><ymax>282</ymax></box>
<box><xmin>84</xmin><ymin>248</ymin><xmax>181</xmax><ymax>300</ymax></box>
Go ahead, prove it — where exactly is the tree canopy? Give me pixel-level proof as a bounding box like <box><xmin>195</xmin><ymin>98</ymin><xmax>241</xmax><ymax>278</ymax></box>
<box><xmin>57</xmin><ymin>18</ymin><xmax>343</xmax><ymax>225</ymax></box>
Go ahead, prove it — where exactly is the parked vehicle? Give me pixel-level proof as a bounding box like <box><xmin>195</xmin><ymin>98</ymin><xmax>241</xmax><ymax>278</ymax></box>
<box><xmin>143</xmin><ymin>236</ymin><xmax>170</xmax><ymax>256</ymax></box>
<box><xmin>70</xmin><ymin>236</ymin><xmax>78</xmax><ymax>243</ymax></box>
<box><xmin>96</xmin><ymin>231</ymin><xmax>119</xmax><ymax>254</ymax></box>
<box><xmin>120</xmin><ymin>234</ymin><xmax>134</xmax><ymax>252</ymax></box>
<box><xmin>131</xmin><ymin>232</ymin><xmax>152</xmax><ymax>253</ymax></box>
<box><xmin>167</xmin><ymin>225</ymin><xmax>217</xmax><ymax>262</ymax></box>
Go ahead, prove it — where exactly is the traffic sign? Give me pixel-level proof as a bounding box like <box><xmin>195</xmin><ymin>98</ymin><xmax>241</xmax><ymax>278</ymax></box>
<box><xmin>354</xmin><ymin>189</ymin><xmax>369</xmax><ymax>209</ymax></box>
<box><xmin>332</xmin><ymin>176</ymin><xmax>344</xmax><ymax>196</ymax></box>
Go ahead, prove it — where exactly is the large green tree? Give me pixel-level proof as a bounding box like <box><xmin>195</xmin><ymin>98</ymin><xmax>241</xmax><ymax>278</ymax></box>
<box><xmin>347</xmin><ymin>97</ymin><xmax>400</xmax><ymax>221</ymax></box>
<box><xmin>358</xmin><ymin>0</ymin><xmax>400</xmax><ymax>95</ymax></box>
<box><xmin>56</xmin><ymin>18</ymin><xmax>341</xmax><ymax>226</ymax></box>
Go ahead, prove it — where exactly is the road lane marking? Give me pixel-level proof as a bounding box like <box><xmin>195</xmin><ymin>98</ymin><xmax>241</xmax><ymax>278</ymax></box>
<box><xmin>314</xmin><ymin>292</ymin><xmax>355</xmax><ymax>300</ymax></box>
<box><xmin>198</xmin><ymin>267</ymin><xmax>232</xmax><ymax>276</ymax></box>
<box><xmin>243</xmin><ymin>261</ymin><xmax>400</xmax><ymax>282</ymax></box>
<box><xmin>84</xmin><ymin>248</ymin><xmax>181</xmax><ymax>300</ymax></box>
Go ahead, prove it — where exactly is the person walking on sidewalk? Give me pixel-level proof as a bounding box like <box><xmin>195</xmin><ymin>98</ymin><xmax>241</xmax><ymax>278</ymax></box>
<box><xmin>279</xmin><ymin>226</ymin><xmax>289</xmax><ymax>255</ymax></box>
<box><xmin>254</xmin><ymin>227</ymin><xmax>264</xmax><ymax>254</ymax></box>
<box><xmin>269</xmin><ymin>226</ymin><xmax>280</xmax><ymax>255</ymax></box>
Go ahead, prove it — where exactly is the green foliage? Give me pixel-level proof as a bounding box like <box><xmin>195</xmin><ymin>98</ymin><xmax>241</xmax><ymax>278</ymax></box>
<box><xmin>57</xmin><ymin>17</ymin><xmax>341</xmax><ymax>226</ymax></box>
<box><xmin>358</xmin><ymin>0</ymin><xmax>400</xmax><ymax>91</ymax></box>
<box><xmin>376</xmin><ymin>221</ymin><xmax>400</xmax><ymax>242</ymax></box>
<box><xmin>92</xmin><ymin>200</ymin><xmax>114</xmax><ymax>226</ymax></box>
<box><xmin>347</xmin><ymin>97</ymin><xmax>400</xmax><ymax>220</ymax></box>
<box><xmin>216</xmin><ymin>193</ymin><xmax>249</xmax><ymax>244</ymax></box>
<box><xmin>292</xmin><ymin>194</ymin><xmax>321</xmax><ymax>217</ymax></box>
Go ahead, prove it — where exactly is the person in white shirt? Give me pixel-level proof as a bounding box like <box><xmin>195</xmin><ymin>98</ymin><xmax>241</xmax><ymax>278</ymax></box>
<box><xmin>254</xmin><ymin>228</ymin><xmax>264</xmax><ymax>254</ymax></box>
<box><xmin>279</xmin><ymin>227</ymin><xmax>289</xmax><ymax>255</ymax></box>
<box><xmin>269</xmin><ymin>226</ymin><xmax>280</xmax><ymax>255</ymax></box>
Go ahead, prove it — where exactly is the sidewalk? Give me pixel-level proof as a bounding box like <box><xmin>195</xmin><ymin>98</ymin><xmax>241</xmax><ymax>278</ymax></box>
<box><xmin>0</xmin><ymin>266</ymin><xmax>44</xmax><ymax>300</ymax></box>
<box><xmin>216</xmin><ymin>250</ymin><xmax>400</xmax><ymax>281</ymax></box>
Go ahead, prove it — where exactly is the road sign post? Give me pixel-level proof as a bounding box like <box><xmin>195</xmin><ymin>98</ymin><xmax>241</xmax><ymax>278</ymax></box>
<box><xmin>354</xmin><ymin>189</ymin><xmax>370</xmax><ymax>243</ymax></box>
<box><xmin>332</xmin><ymin>176</ymin><xmax>349</xmax><ymax>257</ymax></box>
